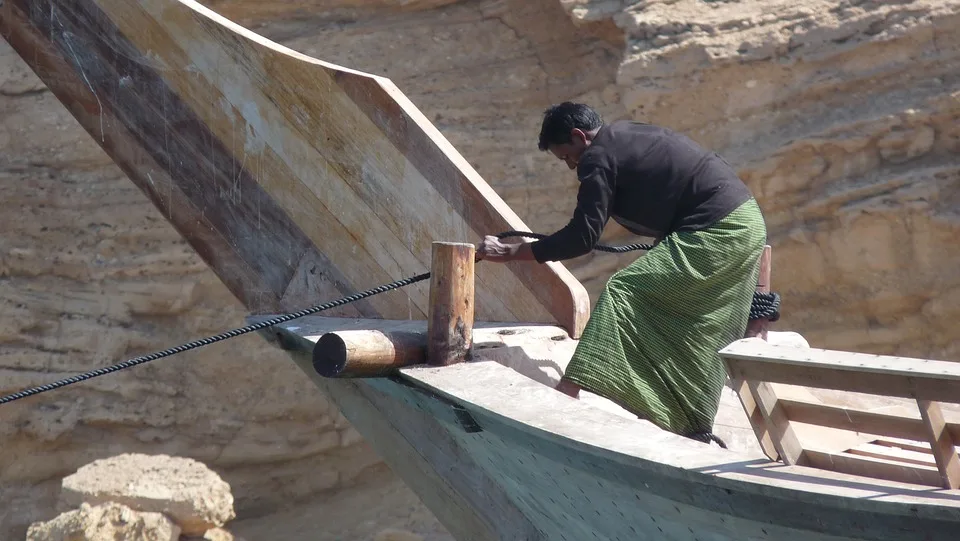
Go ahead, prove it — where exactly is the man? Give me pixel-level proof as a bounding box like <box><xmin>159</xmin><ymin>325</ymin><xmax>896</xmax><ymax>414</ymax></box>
<box><xmin>476</xmin><ymin>102</ymin><xmax>766</xmax><ymax>444</ymax></box>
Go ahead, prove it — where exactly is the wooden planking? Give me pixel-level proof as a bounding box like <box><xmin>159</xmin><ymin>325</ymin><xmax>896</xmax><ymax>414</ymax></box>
<box><xmin>399</xmin><ymin>360</ymin><xmax>960</xmax><ymax>505</ymax></box>
<box><xmin>721</xmin><ymin>339</ymin><xmax>960</xmax><ymax>403</ymax></box>
<box><xmin>94</xmin><ymin>0</ymin><xmax>435</xmax><ymax>318</ymax></box>
<box><xmin>334</xmin><ymin>71</ymin><xmax>590</xmax><ymax>336</ymax></box>
<box><xmin>0</xmin><ymin>0</ymin><xmax>590</xmax><ymax>335</ymax></box>
<box><xmin>382</xmin><ymin>362</ymin><xmax>960</xmax><ymax>540</ymax></box>
<box><xmin>176</xmin><ymin>6</ymin><xmax>561</xmax><ymax>326</ymax></box>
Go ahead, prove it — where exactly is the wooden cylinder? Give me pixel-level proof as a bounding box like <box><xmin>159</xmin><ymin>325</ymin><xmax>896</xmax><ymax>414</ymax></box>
<box><xmin>312</xmin><ymin>329</ymin><xmax>426</xmax><ymax>377</ymax></box>
<box><xmin>745</xmin><ymin>245</ymin><xmax>772</xmax><ymax>341</ymax></box>
<box><xmin>427</xmin><ymin>242</ymin><xmax>475</xmax><ymax>366</ymax></box>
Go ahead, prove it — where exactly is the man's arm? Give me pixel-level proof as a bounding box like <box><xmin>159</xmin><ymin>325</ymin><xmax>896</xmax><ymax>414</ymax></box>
<box><xmin>477</xmin><ymin>155</ymin><xmax>616</xmax><ymax>263</ymax></box>
<box><xmin>529</xmin><ymin>155</ymin><xmax>615</xmax><ymax>263</ymax></box>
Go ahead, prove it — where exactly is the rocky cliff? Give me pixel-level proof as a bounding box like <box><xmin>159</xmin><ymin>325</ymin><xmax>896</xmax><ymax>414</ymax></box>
<box><xmin>2</xmin><ymin>0</ymin><xmax>958</xmax><ymax>539</ymax></box>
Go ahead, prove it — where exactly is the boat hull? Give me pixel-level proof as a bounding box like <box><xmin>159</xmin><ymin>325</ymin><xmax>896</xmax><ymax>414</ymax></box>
<box><xmin>257</xmin><ymin>318</ymin><xmax>960</xmax><ymax>541</ymax></box>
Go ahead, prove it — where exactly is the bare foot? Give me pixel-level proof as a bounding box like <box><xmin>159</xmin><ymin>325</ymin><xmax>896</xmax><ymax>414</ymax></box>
<box><xmin>555</xmin><ymin>377</ymin><xmax>581</xmax><ymax>399</ymax></box>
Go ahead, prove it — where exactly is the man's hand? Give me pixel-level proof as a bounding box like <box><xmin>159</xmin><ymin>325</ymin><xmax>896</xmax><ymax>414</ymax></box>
<box><xmin>476</xmin><ymin>235</ymin><xmax>516</xmax><ymax>262</ymax></box>
<box><xmin>476</xmin><ymin>235</ymin><xmax>536</xmax><ymax>263</ymax></box>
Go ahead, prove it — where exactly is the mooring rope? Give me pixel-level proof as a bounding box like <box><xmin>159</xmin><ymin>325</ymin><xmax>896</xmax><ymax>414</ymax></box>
<box><xmin>0</xmin><ymin>272</ymin><xmax>431</xmax><ymax>405</ymax></box>
<box><xmin>0</xmin><ymin>231</ymin><xmax>779</xmax><ymax>405</ymax></box>
<box><xmin>498</xmin><ymin>231</ymin><xmax>781</xmax><ymax>322</ymax></box>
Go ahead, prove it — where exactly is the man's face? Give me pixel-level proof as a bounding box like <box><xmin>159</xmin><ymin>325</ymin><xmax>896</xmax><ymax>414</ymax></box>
<box><xmin>548</xmin><ymin>129</ymin><xmax>589</xmax><ymax>170</ymax></box>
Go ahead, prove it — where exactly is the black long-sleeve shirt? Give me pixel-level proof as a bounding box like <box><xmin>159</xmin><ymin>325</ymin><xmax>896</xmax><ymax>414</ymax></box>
<box><xmin>530</xmin><ymin>121</ymin><xmax>753</xmax><ymax>263</ymax></box>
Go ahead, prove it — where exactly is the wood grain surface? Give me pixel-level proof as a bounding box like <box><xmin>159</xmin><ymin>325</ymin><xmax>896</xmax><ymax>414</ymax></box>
<box><xmin>0</xmin><ymin>0</ymin><xmax>590</xmax><ymax>336</ymax></box>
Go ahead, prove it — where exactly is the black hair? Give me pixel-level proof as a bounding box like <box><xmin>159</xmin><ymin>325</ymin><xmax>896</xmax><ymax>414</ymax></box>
<box><xmin>537</xmin><ymin>102</ymin><xmax>604</xmax><ymax>151</ymax></box>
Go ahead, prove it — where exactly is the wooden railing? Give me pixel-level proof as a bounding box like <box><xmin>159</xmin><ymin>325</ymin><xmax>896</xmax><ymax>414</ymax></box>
<box><xmin>721</xmin><ymin>337</ymin><xmax>960</xmax><ymax>489</ymax></box>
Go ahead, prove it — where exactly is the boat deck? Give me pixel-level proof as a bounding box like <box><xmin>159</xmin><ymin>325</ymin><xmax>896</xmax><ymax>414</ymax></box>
<box><xmin>256</xmin><ymin>315</ymin><xmax>960</xmax><ymax>514</ymax></box>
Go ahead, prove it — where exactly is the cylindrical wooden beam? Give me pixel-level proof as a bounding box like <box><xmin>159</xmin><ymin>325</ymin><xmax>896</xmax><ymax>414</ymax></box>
<box><xmin>745</xmin><ymin>244</ymin><xmax>772</xmax><ymax>341</ymax></box>
<box><xmin>427</xmin><ymin>242</ymin><xmax>475</xmax><ymax>366</ymax></box>
<box><xmin>312</xmin><ymin>329</ymin><xmax>426</xmax><ymax>377</ymax></box>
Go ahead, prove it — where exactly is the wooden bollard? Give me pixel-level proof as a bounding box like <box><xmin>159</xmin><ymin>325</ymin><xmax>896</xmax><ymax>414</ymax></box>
<box><xmin>427</xmin><ymin>242</ymin><xmax>475</xmax><ymax>366</ymax></box>
<box><xmin>744</xmin><ymin>245</ymin><xmax>772</xmax><ymax>341</ymax></box>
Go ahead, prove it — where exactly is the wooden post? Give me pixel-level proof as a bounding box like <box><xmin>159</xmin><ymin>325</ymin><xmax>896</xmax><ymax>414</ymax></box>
<box><xmin>730</xmin><ymin>244</ymin><xmax>784</xmax><ymax>462</ymax></box>
<box><xmin>427</xmin><ymin>242</ymin><xmax>475</xmax><ymax>366</ymax></box>
<box><xmin>744</xmin><ymin>245</ymin><xmax>772</xmax><ymax>340</ymax></box>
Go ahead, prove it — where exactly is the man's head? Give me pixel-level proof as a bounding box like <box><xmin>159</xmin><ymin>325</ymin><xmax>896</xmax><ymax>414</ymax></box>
<box><xmin>538</xmin><ymin>102</ymin><xmax>604</xmax><ymax>169</ymax></box>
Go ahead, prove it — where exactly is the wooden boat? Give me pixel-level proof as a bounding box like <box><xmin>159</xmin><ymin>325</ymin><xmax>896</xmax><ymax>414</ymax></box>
<box><xmin>5</xmin><ymin>0</ymin><xmax>960</xmax><ymax>539</ymax></box>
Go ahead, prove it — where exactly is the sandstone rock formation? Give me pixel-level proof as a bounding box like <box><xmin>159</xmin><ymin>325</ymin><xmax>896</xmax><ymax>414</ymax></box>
<box><xmin>26</xmin><ymin>454</ymin><xmax>245</xmax><ymax>541</ymax></box>
<box><xmin>556</xmin><ymin>0</ymin><xmax>960</xmax><ymax>361</ymax></box>
<box><xmin>59</xmin><ymin>454</ymin><xmax>235</xmax><ymax>536</ymax></box>
<box><xmin>2</xmin><ymin>0</ymin><xmax>958</xmax><ymax>540</ymax></box>
<box><xmin>27</xmin><ymin>502</ymin><xmax>181</xmax><ymax>541</ymax></box>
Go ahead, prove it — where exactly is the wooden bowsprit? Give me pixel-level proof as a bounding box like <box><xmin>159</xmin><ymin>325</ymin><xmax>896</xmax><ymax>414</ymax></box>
<box><xmin>0</xmin><ymin>0</ymin><xmax>590</xmax><ymax>337</ymax></box>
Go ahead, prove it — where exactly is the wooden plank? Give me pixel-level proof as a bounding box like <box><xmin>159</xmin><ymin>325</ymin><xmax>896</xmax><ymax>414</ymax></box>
<box><xmin>0</xmin><ymin>0</ymin><xmax>590</xmax><ymax>335</ymax></box>
<box><xmin>747</xmin><ymin>380</ymin><xmax>805</xmax><ymax>465</ymax></box>
<box><xmin>803</xmin><ymin>448</ymin><xmax>943</xmax><ymax>488</ymax></box>
<box><xmin>874</xmin><ymin>436</ymin><xmax>941</xmax><ymax>455</ymax></box>
<box><xmin>846</xmin><ymin>443</ymin><xmax>937</xmax><ymax>468</ymax></box>
<box><xmin>720</xmin><ymin>339</ymin><xmax>960</xmax><ymax>403</ymax></box>
<box><xmin>917</xmin><ymin>400</ymin><xmax>960</xmax><ymax>489</ymax></box>
<box><xmin>427</xmin><ymin>242</ymin><xmax>475</xmax><ymax>366</ymax></box>
<box><xmin>780</xmin><ymin>398</ymin><xmax>933</xmax><ymax>442</ymax></box>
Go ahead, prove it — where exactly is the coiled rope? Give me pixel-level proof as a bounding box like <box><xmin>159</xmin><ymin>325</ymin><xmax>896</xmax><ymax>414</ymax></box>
<box><xmin>0</xmin><ymin>231</ymin><xmax>779</xmax><ymax>405</ymax></box>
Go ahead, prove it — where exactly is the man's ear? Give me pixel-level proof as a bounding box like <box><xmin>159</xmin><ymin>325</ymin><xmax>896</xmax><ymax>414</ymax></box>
<box><xmin>570</xmin><ymin>128</ymin><xmax>587</xmax><ymax>145</ymax></box>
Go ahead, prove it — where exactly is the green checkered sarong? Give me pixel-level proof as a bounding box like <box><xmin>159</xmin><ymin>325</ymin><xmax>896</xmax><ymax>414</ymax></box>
<box><xmin>563</xmin><ymin>198</ymin><xmax>767</xmax><ymax>437</ymax></box>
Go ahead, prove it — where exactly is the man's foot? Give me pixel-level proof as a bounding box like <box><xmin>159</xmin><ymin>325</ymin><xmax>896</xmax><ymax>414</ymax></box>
<box><xmin>555</xmin><ymin>377</ymin><xmax>581</xmax><ymax>399</ymax></box>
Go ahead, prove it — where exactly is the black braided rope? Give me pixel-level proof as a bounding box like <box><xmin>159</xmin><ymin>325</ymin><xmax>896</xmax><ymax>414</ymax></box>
<box><xmin>0</xmin><ymin>272</ymin><xmax>431</xmax><ymax>405</ymax></box>
<box><xmin>497</xmin><ymin>231</ymin><xmax>780</xmax><ymax>321</ymax></box>
<box><xmin>750</xmin><ymin>291</ymin><xmax>780</xmax><ymax>322</ymax></box>
<box><xmin>1</xmin><ymin>231</ymin><xmax>782</xmax><ymax>405</ymax></box>
<box><xmin>496</xmin><ymin>230</ymin><xmax>655</xmax><ymax>253</ymax></box>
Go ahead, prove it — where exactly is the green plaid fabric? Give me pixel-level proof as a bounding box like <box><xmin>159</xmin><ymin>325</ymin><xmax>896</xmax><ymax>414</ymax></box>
<box><xmin>563</xmin><ymin>198</ymin><xmax>767</xmax><ymax>437</ymax></box>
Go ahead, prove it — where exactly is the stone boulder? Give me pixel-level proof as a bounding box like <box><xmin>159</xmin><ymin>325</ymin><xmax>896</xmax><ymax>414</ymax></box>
<box><xmin>26</xmin><ymin>502</ymin><xmax>180</xmax><ymax>541</ymax></box>
<box><xmin>59</xmin><ymin>454</ymin><xmax>235</xmax><ymax>536</ymax></box>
